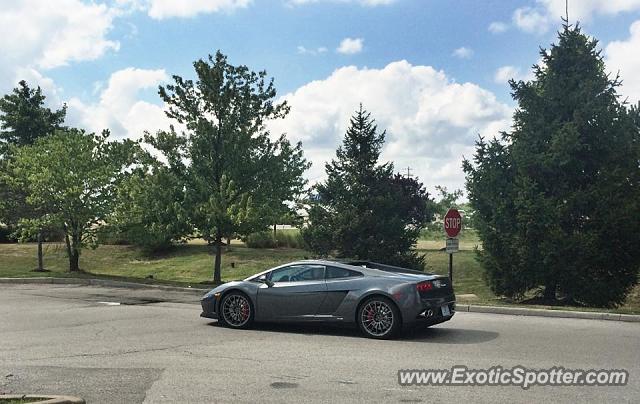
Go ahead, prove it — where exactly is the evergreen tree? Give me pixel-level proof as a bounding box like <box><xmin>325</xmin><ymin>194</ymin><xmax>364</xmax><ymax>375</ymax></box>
<box><xmin>303</xmin><ymin>105</ymin><xmax>434</xmax><ymax>269</ymax></box>
<box><xmin>0</xmin><ymin>81</ymin><xmax>66</xmax><ymax>150</ymax></box>
<box><xmin>463</xmin><ymin>24</ymin><xmax>640</xmax><ymax>307</ymax></box>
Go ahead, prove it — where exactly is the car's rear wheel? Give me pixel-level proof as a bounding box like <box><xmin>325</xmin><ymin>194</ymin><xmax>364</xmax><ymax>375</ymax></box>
<box><xmin>357</xmin><ymin>296</ymin><xmax>401</xmax><ymax>339</ymax></box>
<box><xmin>219</xmin><ymin>292</ymin><xmax>254</xmax><ymax>329</ymax></box>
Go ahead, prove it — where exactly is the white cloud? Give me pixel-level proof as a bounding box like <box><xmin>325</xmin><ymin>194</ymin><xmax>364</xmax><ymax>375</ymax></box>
<box><xmin>0</xmin><ymin>0</ymin><xmax>120</xmax><ymax>71</ymax></box>
<box><xmin>605</xmin><ymin>20</ymin><xmax>640</xmax><ymax>104</ymax></box>
<box><xmin>133</xmin><ymin>0</ymin><xmax>252</xmax><ymax>19</ymax></box>
<box><xmin>539</xmin><ymin>0</ymin><xmax>640</xmax><ymax>21</ymax></box>
<box><xmin>513</xmin><ymin>6</ymin><xmax>550</xmax><ymax>34</ymax></box>
<box><xmin>359</xmin><ymin>0</ymin><xmax>394</xmax><ymax>4</ymax></box>
<box><xmin>297</xmin><ymin>45</ymin><xmax>328</xmax><ymax>55</ymax></box>
<box><xmin>288</xmin><ymin>0</ymin><xmax>395</xmax><ymax>6</ymax></box>
<box><xmin>131</xmin><ymin>0</ymin><xmax>391</xmax><ymax>18</ymax></box>
<box><xmin>488</xmin><ymin>21</ymin><xmax>508</xmax><ymax>34</ymax></box>
<box><xmin>268</xmin><ymin>61</ymin><xmax>513</xmax><ymax>191</ymax></box>
<box><xmin>494</xmin><ymin>65</ymin><xmax>534</xmax><ymax>84</ymax></box>
<box><xmin>67</xmin><ymin>68</ymin><xmax>172</xmax><ymax>139</ymax></box>
<box><xmin>452</xmin><ymin>47</ymin><xmax>473</xmax><ymax>59</ymax></box>
<box><xmin>337</xmin><ymin>38</ymin><xmax>364</xmax><ymax>55</ymax></box>
<box><xmin>0</xmin><ymin>0</ymin><xmax>122</xmax><ymax>100</ymax></box>
<box><xmin>512</xmin><ymin>0</ymin><xmax>640</xmax><ymax>34</ymax></box>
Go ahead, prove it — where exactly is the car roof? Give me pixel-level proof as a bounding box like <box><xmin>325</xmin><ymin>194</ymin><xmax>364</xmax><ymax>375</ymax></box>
<box><xmin>244</xmin><ymin>259</ymin><xmax>436</xmax><ymax>281</ymax></box>
<box><xmin>284</xmin><ymin>259</ymin><xmax>433</xmax><ymax>277</ymax></box>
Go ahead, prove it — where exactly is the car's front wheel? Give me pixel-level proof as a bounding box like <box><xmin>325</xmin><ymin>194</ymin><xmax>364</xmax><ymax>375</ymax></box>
<box><xmin>219</xmin><ymin>291</ymin><xmax>254</xmax><ymax>329</ymax></box>
<box><xmin>357</xmin><ymin>296</ymin><xmax>401</xmax><ymax>339</ymax></box>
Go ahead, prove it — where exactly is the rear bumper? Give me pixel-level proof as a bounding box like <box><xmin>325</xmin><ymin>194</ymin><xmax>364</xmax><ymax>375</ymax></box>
<box><xmin>404</xmin><ymin>295</ymin><xmax>456</xmax><ymax>327</ymax></box>
<box><xmin>414</xmin><ymin>302</ymin><xmax>455</xmax><ymax>326</ymax></box>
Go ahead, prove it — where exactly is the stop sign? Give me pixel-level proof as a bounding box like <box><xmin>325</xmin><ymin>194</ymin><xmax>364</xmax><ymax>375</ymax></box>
<box><xmin>444</xmin><ymin>208</ymin><xmax>462</xmax><ymax>238</ymax></box>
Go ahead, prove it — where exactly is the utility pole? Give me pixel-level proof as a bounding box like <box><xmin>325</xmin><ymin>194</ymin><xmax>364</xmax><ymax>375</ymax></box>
<box><xmin>405</xmin><ymin>166</ymin><xmax>413</xmax><ymax>179</ymax></box>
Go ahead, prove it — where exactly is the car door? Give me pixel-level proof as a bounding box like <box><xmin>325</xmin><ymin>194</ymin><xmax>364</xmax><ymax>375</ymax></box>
<box><xmin>318</xmin><ymin>266</ymin><xmax>365</xmax><ymax>316</ymax></box>
<box><xmin>256</xmin><ymin>264</ymin><xmax>327</xmax><ymax>321</ymax></box>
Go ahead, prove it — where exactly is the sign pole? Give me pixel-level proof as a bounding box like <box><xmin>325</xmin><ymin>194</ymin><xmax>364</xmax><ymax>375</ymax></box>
<box><xmin>444</xmin><ymin>208</ymin><xmax>462</xmax><ymax>285</ymax></box>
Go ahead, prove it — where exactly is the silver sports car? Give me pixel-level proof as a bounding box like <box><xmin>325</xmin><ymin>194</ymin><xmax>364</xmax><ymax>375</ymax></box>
<box><xmin>200</xmin><ymin>259</ymin><xmax>455</xmax><ymax>339</ymax></box>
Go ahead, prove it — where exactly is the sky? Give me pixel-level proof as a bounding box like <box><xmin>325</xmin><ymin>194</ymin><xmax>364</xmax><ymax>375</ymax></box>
<box><xmin>2</xmin><ymin>0</ymin><xmax>640</xmax><ymax>195</ymax></box>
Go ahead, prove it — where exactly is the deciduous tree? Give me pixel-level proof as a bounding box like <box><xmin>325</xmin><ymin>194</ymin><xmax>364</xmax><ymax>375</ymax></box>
<box><xmin>10</xmin><ymin>129</ymin><xmax>136</xmax><ymax>272</ymax></box>
<box><xmin>153</xmin><ymin>51</ymin><xmax>309</xmax><ymax>282</ymax></box>
<box><xmin>108</xmin><ymin>151</ymin><xmax>192</xmax><ymax>252</ymax></box>
<box><xmin>0</xmin><ymin>80</ymin><xmax>66</xmax><ymax>270</ymax></box>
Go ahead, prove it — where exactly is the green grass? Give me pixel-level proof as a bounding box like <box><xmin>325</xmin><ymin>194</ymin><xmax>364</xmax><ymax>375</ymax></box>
<box><xmin>421</xmin><ymin>249</ymin><xmax>496</xmax><ymax>302</ymax></box>
<box><xmin>0</xmin><ymin>241</ymin><xmax>308</xmax><ymax>286</ymax></box>
<box><xmin>420</xmin><ymin>227</ymin><xmax>481</xmax><ymax>242</ymax></box>
<box><xmin>417</xmin><ymin>228</ymin><xmax>482</xmax><ymax>251</ymax></box>
<box><xmin>0</xmin><ymin>240</ymin><xmax>638</xmax><ymax>314</ymax></box>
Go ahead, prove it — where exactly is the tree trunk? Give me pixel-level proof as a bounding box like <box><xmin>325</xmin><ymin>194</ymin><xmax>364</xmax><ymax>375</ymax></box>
<box><xmin>213</xmin><ymin>230</ymin><xmax>222</xmax><ymax>284</ymax></box>
<box><xmin>543</xmin><ymin>280</ymin><xmax>557</xmax><ymax>302</ymax></box>
<box><xmin>68</xmin><ymin>227</ymin><xmax>81</xmax><ymax>272</ymax></box>
<box><xmin>69</xmin><ymin>249</ymin><xmax>80</xmax><ymax>272</ymax></box>
<box><xmin>63</xmin><ymin>224</ymin><xmax>72</xmax><ymax>268</ymax></box>
<box><xmin>36</xmin><ymin>230</ymin><xmax>44</xmax><ymax>272</ymax></box>
<box><xmin>273</xmin><ymin>223</ymin><xmax>277</xmax><ymax>238</ymax></box>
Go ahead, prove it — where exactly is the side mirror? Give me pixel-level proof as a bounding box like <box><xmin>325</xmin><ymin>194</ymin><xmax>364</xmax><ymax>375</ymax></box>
<box><xmin>258</xmin><ymin>275</ymin><xmax>274</xmax><ymax>288</ymax></box>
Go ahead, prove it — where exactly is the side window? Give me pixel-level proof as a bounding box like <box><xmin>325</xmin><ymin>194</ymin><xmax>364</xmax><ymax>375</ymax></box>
<box><xmin>326</xmin><ymin>266</ymin><xmax>363</xmax><ymax>279</ymax></box>
<box><xmin>269</xmin><ymin>265</ymin><xmax>325</xmax><ymax>282</ymax></box>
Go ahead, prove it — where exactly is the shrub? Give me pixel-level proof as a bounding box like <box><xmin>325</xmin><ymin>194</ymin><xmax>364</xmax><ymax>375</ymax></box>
<box><xmin>275</xmin><ymin>230</ymin><xmax>306</xmax><ymax>249</ymax></box>
<box><xmin>42</xmin><ymin>228</ymin><xmax>65</xmax><ymax>242</ymax></box>
<box><xmin>95</xmin><ymin>225</ymin><xmax>132</xmax><ymax>246</ymax></box>
<box><xmin>0</xmin><ymin>224</ymin><xmax>14</xmax><ymax>243</ymax></box>
<box><xmin>245</xmin><ymin>231</ymin><xmax>277</xmax><ymax>248</ymax></box>
<box><xmin>0</xmin><ymin>224</ymin><xmax>64</xmax><ymax>243</ymax></box>
<box><xmin>246</xmin><ymin>229</ymin><xmax>307</xmax><ymax>249</ymax></box>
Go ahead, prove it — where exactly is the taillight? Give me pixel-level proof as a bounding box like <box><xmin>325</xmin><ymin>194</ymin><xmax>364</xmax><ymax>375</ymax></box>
<box><xmin>416</xmin><ymin>281</ymin><xmax>433</xmax><ymax>292</ymax></box>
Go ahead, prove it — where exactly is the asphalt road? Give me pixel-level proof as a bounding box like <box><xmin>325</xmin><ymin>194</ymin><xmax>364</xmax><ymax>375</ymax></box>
<box><xmin>0</xmin><ymin>284</ymin><xmax>638</xmax><ymax>403</ymax></box>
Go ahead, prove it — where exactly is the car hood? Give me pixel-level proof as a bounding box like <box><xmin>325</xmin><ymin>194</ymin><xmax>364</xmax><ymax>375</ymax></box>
<box><xmin>201</xmin><ymin>281</ymin><xmax>244</xmax><ymax>299</ymax></box>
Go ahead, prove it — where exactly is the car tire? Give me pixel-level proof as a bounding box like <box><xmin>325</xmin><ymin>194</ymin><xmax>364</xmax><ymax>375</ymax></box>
<box><xmin>357</xmin><ymin>296</ymin><xmax>401</xmax><ymax>339</ymax></box>
<box><xmin>219</xmin><ymin>291</ymin><xmax>254</xmax><ymax>329</ymax></box>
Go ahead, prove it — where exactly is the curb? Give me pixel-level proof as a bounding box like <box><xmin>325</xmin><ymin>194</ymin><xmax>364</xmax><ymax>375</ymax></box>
<box><xmin>0</xmin><ymin>277</ymin><xmax>209</xmax><ymax>294</ymax></box>
<box><xmin>0</xmin><ymin>395</ymin><xmax>84</xmax><ymax>404</ymax></box>
<box><xmin>457</xmin><ymin>304</ymin><xmax>640</xmax><ymax>323</ymax></box>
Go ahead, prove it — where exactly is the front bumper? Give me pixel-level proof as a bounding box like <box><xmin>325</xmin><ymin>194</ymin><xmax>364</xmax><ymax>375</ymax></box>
<box><xmin>200</xmin><ymin>296</ymin><xmax>218</xmax><ymax>319</ymax></box>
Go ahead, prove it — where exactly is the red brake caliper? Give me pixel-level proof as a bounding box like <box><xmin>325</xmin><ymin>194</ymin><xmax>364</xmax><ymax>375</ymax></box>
<box><xmin>241</xmin><ymin>302</ymin><xmax>249</xmax><ymax>320</ymax></box>
<box><xmin>366</xmin><ymin>307</ymin><xmax>374</xmax><ymax>322</ymax></box>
